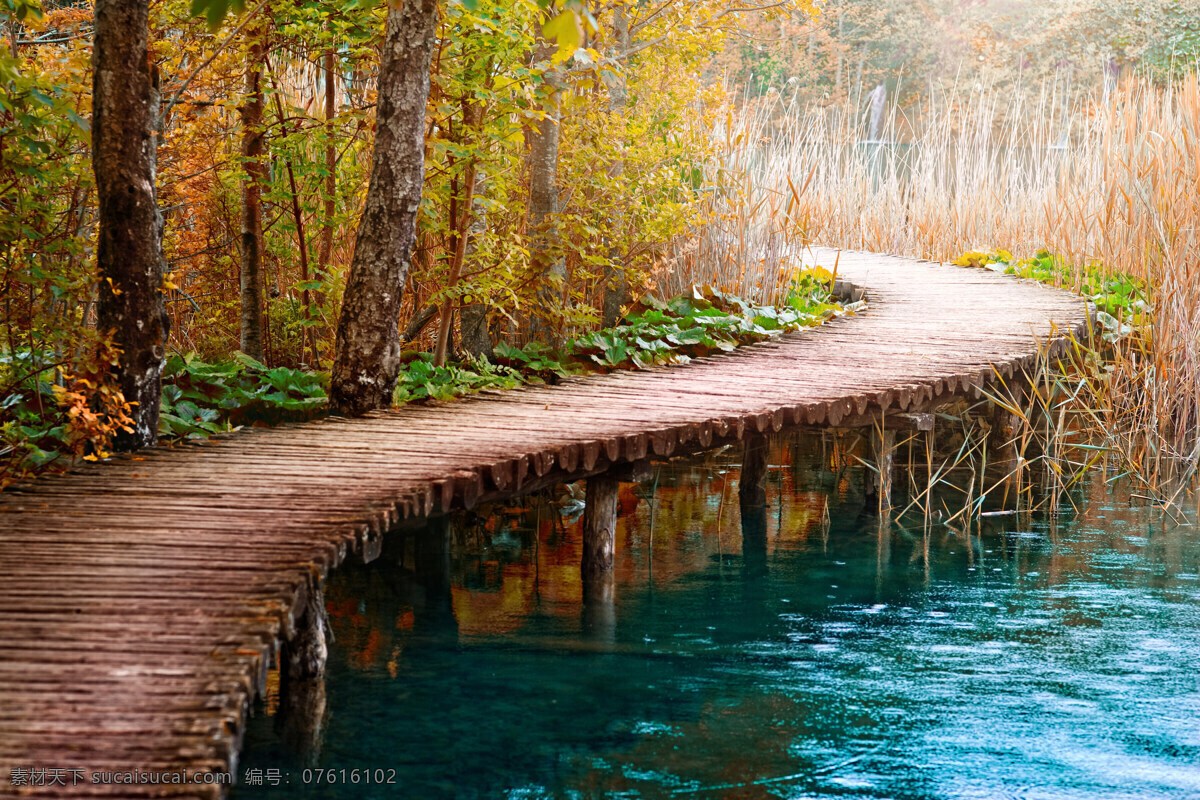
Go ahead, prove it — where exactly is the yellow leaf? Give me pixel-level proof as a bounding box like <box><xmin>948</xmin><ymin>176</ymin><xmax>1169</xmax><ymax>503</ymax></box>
<box><xmin>542</xmin><ymin>10</ymin><xmax>582</xmax><ymax>62</ymax></box>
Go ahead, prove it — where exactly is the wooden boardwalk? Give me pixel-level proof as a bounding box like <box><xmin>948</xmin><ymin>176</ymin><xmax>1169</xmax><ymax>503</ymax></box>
<box><xmin>0</xmin><ymin>249</ymin><xmax>1088</xmax><ymax>797</ymax></box>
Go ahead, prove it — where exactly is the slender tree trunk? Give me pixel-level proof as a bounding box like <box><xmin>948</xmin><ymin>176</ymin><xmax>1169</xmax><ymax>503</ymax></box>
<box><xmin>432</xmin><ymin>157</ymin><xmax>477</xmax><ymax>367</ymax></box>
<box><xmin>867</xmin><ymin>82</ymin><xmax>886</xmax><ymax>141</ymax></box>
<box><xmin>314</xmin><ymin>40</ymin><xmax>336</xmax><ymax>344</ymax></box>
<box><xmin>92</xmin><ymin>0</ymin><xmax>169</xmax><ymax>450</ymax></box>
<box><xmin>527</xmin><ymin>34</ymin><xmax>565</xmax><ymax>343</ymax></box>
<box><xmin>455</xmin><ymin>55</ymin><xmax>492</xmax><ymax>360</ymax></box>
<box><xmin>330</xmin><ymin>0</ymin><xmax>438</xmax><ymax>416</ymax></box>
<box><xmin>833</xmin><ymin>10</ymin><xmax>844</xmax><ymax>100</ymax></box>
<box><xmin>239</xmin><ymin>26</ymin><xmax>266</xmax><ymax>360</ymax></box>
<box><xmin>436</xmin><ymin>96</ymin><xmax>490</xmax><ymax>364</ymax></box>
<box><xmin>853</xmin><ymin>53</ymin><xmax>864</xmax><ymax>105</ymax></box>
<box><xmin>459</xmin><ymin>166</ymin><xmax>492</xmax><ymax>359</ymax></box>
<box><xmin>267</xmin><ymin>59</ymin><xmax>319</xmax><ymax>368</ymax></box>
<box><xmin>284</xmin><ymin>156</ymin><xmax>318</xmax><ymax>367</ymax></box>
<box><xmin>601</xmin><ymin>7</ymin><xmax>630</xmax><ymax>328</ymax></box>
<box><xmin>317</xmin><ymin>46</ymin><xmax>337</xmax><ymax>274</ymax></box>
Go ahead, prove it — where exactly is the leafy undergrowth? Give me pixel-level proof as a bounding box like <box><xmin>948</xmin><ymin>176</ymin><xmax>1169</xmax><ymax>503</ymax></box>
<box><xmin>0</xmin><ymin>350</ymin><xmax>329</xmax><ymax>486</ymax></box>
<box><xmin>2</xmin><ymin>274</ymin><xmax>850</xmax><ymax>481</ymax></box>
<box><xmin>397</xmin><ymin>272</ymin><xmax>851</xmax><ymax>401</ymax></box>
<box><xmin>953</xmin><ymin>249</ymin><xmax>1148</xmax><ymax>342</ymax></box>
<box><xmin>157</xmin><ymin>352</ymin><xmax>327</xmax><ymax>439</ymax></box>
<box><xmin>0</xmin><ymin>342</ymin><xmax>136</xmax><ymax>484</ymax></box>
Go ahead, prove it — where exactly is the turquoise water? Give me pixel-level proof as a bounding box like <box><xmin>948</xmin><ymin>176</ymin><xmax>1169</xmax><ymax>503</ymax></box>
<box><xmin>234</xmin><ymin>438</ymin><xmax>1200</xmax><ymax>799</ymax></box>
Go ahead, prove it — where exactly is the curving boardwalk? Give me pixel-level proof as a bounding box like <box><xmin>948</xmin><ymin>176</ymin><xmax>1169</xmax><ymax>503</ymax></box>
<box><xmin>0</xmin><ymin>249</ymin><xmax>1089</xmax><ymax>797</ymax></box>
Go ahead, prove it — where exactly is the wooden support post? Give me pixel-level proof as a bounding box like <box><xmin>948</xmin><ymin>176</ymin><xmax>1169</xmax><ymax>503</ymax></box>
<box><xmin>582</xmin><ymin>475</ymin><xmax>619</xmax><ymax>640</ymax></box>
<box><xmin>989</xmin><ymin>379</ymin><xmax>1031</xmax><ymax>466</ymax></box>
<box><xmin>582</xmin><ymin>474</ymin><xmax>620</xmax><ymax>578</ymax></box>
<box><xmin>581</xmin><ymin>571</ymin><xmax>615</xmax><ymax>640</ymax></box>
<box><xmin>277</xmin><ymin>671</ymin><xmax>326</xmax><ymax>766</ymax></box>
<box><xmin>875</xmin><ymin>516</ymin><xmax>891</xmax><ymax>591</ymax></box>
<box><xmin>739</xmin><ymin>495</ymin><xmax>768</xmax><ymax>578</ymax></box>
<box><xmin>739</xmin><ymin>433</ymin><xmax>769</xmax><ymax>506</ymax></box>
<box><xmin>283</xmin><ymin>574</ymin><xmax>327</xmax><ymax>682</ymax></box>
<box><xmin>871</xmin><ymin>424</ymin><xmax>896</xmax><ymax>512</ymax></box>
<box><xmin>279</xmin><ymin>572</ymin><xmax>328</xmax><ymax>764</ymax></box>
<box><xmin>415</xmin><ymin>517</ymin><xmax>455</xmax><ymax>622</ymax></box>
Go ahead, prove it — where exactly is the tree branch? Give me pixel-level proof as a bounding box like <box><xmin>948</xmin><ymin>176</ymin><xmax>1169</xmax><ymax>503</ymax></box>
<box><xmin>159</xmin><ymin>0</ymin><xmax>272</xmax><ymax>127</ymax></box>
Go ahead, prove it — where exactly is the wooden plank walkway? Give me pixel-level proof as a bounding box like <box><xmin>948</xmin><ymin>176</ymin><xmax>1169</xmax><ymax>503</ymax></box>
<box><xmin>0</xmin><ymin>249</ymin><xmax>1088</xmax><ymax>797</ymax></box>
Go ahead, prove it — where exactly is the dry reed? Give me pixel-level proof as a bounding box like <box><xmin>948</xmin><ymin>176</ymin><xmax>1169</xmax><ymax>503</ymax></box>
<box><xmin>668</xmin><ymin>73</ymin><xmax>1200</xmax><ymax>495</ymax></box>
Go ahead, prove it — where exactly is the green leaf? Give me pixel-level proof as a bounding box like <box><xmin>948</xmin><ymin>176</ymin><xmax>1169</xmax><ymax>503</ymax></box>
<box><xmin>668</xmin><ymin>327</ymin><xmax>706</xmax><ymax>346</ymax></box>
<box><xmin>160</xmin><ymin>384</ymin><xmax>182</xmax><ymax>405</ymax></box>
<box><xmin>190</xmin><ymin>0</ymin><xmax>246</xmax><ymax>30</ymax></box>
<box><xmin>233</xmin><ymin>351</ymin><xmax>268</xmax><ymax>371</ymax></box>
<box><xmin>174</xmin><ymin>400</ymin><xmax>202</xmax><ymax>421</ymax></box>
<box><xmin>25</xmin><ymin>445</ymin><xmax>60</xmax><ymax>467</ymax></box>
<box><xmin>493</xmin><ymin>341</ymin><xmax>531</xmax><ymax>364</ymax></box>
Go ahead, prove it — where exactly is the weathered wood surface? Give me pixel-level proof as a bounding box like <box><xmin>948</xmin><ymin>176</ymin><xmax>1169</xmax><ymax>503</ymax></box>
<box><xmin>0</xmin><ymin>249</ymin><xmax>1088</xmax><ymax>797</ymax></box>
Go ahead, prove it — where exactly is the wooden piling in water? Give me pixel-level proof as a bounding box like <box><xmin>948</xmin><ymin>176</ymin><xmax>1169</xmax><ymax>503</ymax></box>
<box><xmin>739</xmin><ymin>433</ymin><xmax>769</xmax><ymax>505</ymax></box>
<box><xmin>871</xmin><ymin>424</ymin><xmax>897</xmax><ymax>512</ymax></box>
<box><xmin>582</xmin><ymin>474</ymin><xmax>620</xmax><ymax>578</ymax></box>
<box><xmin>278</xmin><ymin>572</ymin><xmax>328</xmax><ymax>764</ymax></box>
<box><xmin>283</xmin><ymin>573</ymin><xmax>327</xmax><ymax>682</ymax></box>
<box><xmin>740</xmin><ymin>495</ymin><xmax>769</xmax><ymax>577</ymax></box>
<box><xmin>990</xmin><ymin>378</ymin><xmax>1032</xmax><ymax>466</ymax></box>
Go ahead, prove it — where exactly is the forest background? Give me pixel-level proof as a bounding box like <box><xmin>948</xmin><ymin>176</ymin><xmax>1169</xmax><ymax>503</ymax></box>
<box><xmin>2</xmin><ymin>0</ymin><xmax>1198</xmax><ymax>484</ymax></box>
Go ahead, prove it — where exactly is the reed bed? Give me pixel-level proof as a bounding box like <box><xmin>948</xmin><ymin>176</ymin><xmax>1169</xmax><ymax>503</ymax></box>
<box><xmin>664</xmin><ymin>73</ymin><xmax>1200</xmax><ymax>496</ymax></box>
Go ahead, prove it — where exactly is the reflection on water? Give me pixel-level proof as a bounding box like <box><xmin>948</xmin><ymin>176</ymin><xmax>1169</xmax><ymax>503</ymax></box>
<box><xmin>235</xmin><ymin>435</ymin><xmax>1200</xmax><ymax>799</ymax></box>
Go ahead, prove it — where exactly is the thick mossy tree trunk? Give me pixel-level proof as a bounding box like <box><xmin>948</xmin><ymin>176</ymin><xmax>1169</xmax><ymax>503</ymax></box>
<box><xmin>92</xmin><ymin>0</ymin><xmax>169</xmax><ymax>450</ymax></box>
<box><xmin>239</xmin><ymin>26</ymin><xmax>266</xmax><ymax>360</ymax></box>
<box><xmin>330</xmin><ymin>0</ymin><xmax>438</xmax><ymax>416</ymax></box>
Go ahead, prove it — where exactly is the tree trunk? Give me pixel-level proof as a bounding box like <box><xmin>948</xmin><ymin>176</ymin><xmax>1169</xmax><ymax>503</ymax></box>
<box><xmin>867</xmin><ymin>82</ymin><xmax>886</xmax><ymax>141</ymax></box>
<box><xmin>432</xmin><ymin>158</ymin><xmax>477</xmax><ymax>367</ymax></box>
<box><xmin>317</xmin><ymin>46</ymin><xmax>337</xmax><ymax>275</ymax></box>
<box><xmin>267</xmin><ymin>58</ymin><xmax>320</xmax><ymax>368</ymax></box>
<box><xmin>601</xmin><ymin>7</ymin><xmax>631</xmax><ymax>328</ymax></box>
<box><xmin>833</xmin><ymin>10</ymin><xmax>844</xmax><ymax>100</ymax></box>
<box><xmin>330</xmin><ymin>0</ymin><xmax>439</xmax><ymax>416</ymax></box>
<box><xmin>284</xmin><ymin>156</ymin><xmax>318</xmax><ymax>367</ymax></box>
<box><xmin>92</xmin><ymin>0</ymin><xmax>169</xmax><ymax>450</ymax></box>
<box><xmin>313</xmin><ymin>40</ymin><xmax>336</xmax><ymax>348</ymax></box>
<box><xmin>527</xmin><ymin>35</ymin><xmax>565</xmax><ymax>343</ymax></box>
<box><xmin>433</xmin><ymin>95</ymin><xmax>482</xmax><ymax>367</ymax></box>
<box><xmin>239</xmin><ymin>27</ymin><xmax>266</xmax><ymax>360</ymax></box>
<box><xmin>459</xmin><ymin>167</ymin><xmax>492</xmax><ymax>359</ymax></box>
